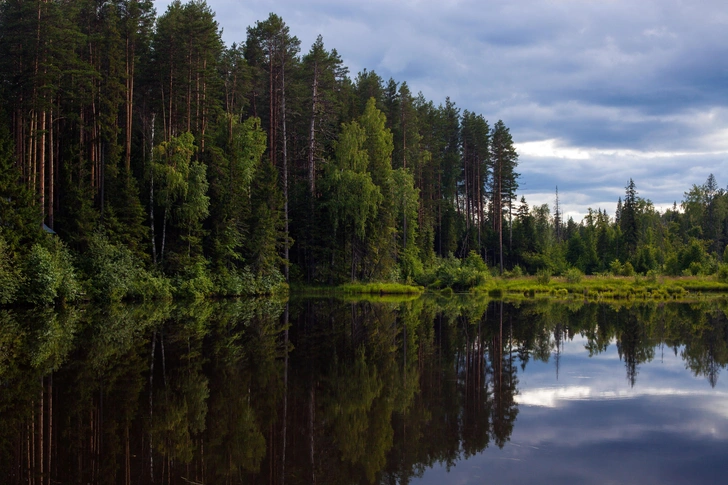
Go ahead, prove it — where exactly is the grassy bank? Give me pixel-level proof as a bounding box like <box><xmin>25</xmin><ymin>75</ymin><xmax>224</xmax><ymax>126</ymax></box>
<box><xmin>472</xmin><ymin>274</ymin><xmax>728</xmax><ymax>301</ymax></box>
<box><xmin>292</xmin><ymin>282</ymin><xmax>425</xmax><ymax>297</ymax></box>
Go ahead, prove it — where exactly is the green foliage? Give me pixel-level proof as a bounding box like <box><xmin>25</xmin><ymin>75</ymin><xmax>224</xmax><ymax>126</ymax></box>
<box><xmin>3</xmin><ymin>0</ymin><xmax>728</xmax><ymax>302</ymax></box>
<box><xmin>212</xmin><ymin>266</ymin><xmax>286</xmax><ymax>296</ymax></box>
<box><xmin>622</xmin><ymin>262</ymin><xmax>635</xmax><ymax>277</ymax></box>
<box><xmin>417</xmin><ymin>254</ymin><xmax>488</xmax><ymax>290</ymax></box>
<box><xmin>359</xmin><ymin>97</ymin><xmax>394</xmax><ymax>189</ymax></box>
<box><xmin>0</xmin><ymin>119</ymin><xmax>41</xmax><ymax>251</ymax></box>
<box><xmin>85</xmin><ymin>232</ymin><xmax>141</xmax><ymax>302</ymax></box>
<box><xmin>246</xmin><ymin>158</ymin><xmax>283</xmax><ymax>275</ymax></box>
<box><xmin>399</xmin><ymin>245</ymin><xmax>423</xmax><ymax>283</ymax></box>
<box><xmin>173</xmin><ymin>258</ymin><xmax>214</xmax><ymax>300</ymax></box>
<box><xmin>610</xmin><ymin>260</ymin><xmax>635</xmax><ymax>277</ymax></box>
<box><xmin>646</xmin><ymin>270</ymin><xmax>659</xmax><ymax>283</ymax></box>
<box><xmin>326</xmin><ymin>166</ymin><xmax>382</xmax><ymax>239</ymax></box>
<box><xmin>716</xmin><ymin>264</ymin><xmax>728</xmax><ymax>283</ymax></box>
<box><xmin>207</xmin><ymin>116</ymin><xmax>267</xmax><ymax>269</ymax></box>
<box><xmin>22</xmin><ymin>239</ymin><xmax>80</xmax><ymax>305</ymax></box>
<box><xmin>153</xmin><ymin>132</ymin><xmax>210</xmax><ymax>261</ymax></box>
<box><xmin>633</xmin><ymin>245</ymin><xmax>658</xmax><ymax>274</ymax></box>
<box><xmin>84</xmin><ymin>232</ymin><xmax>172</xmax><ymax>302</ymax></box>
<box><xmin>0</xmin><ymin>235</ymin><xmax>21</xmax><ymax>304</ymax></box>
<box><xmin>565</xmin><ymin>268</ymin><xmax>583</xmax><ymax>284</ymax></box>
<box><xmin>536</xmin><ymin>269</ymin><xmax>552</xmax><ymax>285</ymax></box>
<box><xmin>464</xmin><ymin>251</ymin><xmax>487</xmax><ymax>272</ymax></box>
<box><xmin>391</xmin><ymin>167</ymin><xmax>419</xmax><ymax>253</ymax></box>
<box><xmin>129</xmin><ymin>270</ymin><xmax>173</xmax><ymax>301</ymax></box>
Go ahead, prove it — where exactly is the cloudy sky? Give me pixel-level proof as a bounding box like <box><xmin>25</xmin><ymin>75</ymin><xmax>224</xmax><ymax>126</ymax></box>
<box><xmin>414</xmin><ymin>334</ymin><xmax>728</xmax><ymax>483</ymax></box>
<box><xmin>154</xmin><ymin>0</ymin><xmax>728</xmax><ymax>220</ymax></box>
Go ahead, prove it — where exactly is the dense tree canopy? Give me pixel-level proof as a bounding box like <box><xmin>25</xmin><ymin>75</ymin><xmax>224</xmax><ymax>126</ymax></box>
<box><xmin>1</xmin><ymin>0</ymin><xmax>728</xmax><ymax>303</ymax></box>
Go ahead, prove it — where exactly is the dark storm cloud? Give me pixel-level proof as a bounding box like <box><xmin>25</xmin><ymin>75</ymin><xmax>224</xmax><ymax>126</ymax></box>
<box><xmin>154</xmin><ymin>0</ymin><xmax>728</xmax><ymax>218</ymax></box>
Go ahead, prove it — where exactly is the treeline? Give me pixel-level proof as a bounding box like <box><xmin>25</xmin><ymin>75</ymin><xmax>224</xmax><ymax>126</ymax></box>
<box><xmin>0</xmin><ymin>0</ymin><xmax>520</xmax><ymax>303</ymax></box>
<box><xmin>0</xmin><ymin>1</ymin><xmax>725</xmax><ymax>305</ymax></box>
<box><xmin>514</xmin><ymin>175</ymin><xmax>728</xmax><ymax>280</ymax></box>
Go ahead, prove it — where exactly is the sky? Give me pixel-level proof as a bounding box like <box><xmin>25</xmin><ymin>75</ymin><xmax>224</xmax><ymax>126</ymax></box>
<box><xmin>153</xmin><ymin>0</ymin><xmax>728</xmax><ymax>221</ymax></box>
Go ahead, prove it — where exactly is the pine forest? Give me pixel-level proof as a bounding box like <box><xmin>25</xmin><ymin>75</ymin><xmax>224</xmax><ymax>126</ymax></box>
<box><xmin>2</xmin><ymin>0</ymin><xmax>728</xmax><ymax>304</ymax></box>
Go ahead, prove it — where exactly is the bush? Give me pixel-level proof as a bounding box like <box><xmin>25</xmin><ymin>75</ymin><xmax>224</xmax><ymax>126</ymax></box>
<box><xmin>717</xmin><ymin>263</ymin><xmax>728</xmax><ymax>283</ymax></box>
<box><xmin>173</xmin><ymin>258</ymin><xmax>213</xmax><ymax>300</ymax></box>
<box><xmin>129</xmin><ymin>270</ymin><xmax>172</xmax><ymax>300</ymax></box>
<box><xmin>85</xmin><ymin>233</ymin><xmax>138</xmax><ymax>302</ymax></box>
<box><xmin>688</xmin><ymin>261</ymin><xmax>704</xmax><ymax>276</ymax></box>
<box><xmin>84</xmin><ymin>232</ymin><xmax>173</xmax><ymax>302</ymax></box>
<box><xmin>212</xmin><ymin>267</ymin><xmax>243</xmax><ymax>296</ymax></box>
<box><xmin>536</xmin><ymin>269</ymin><xmax>551</xmax><ymax>285</ymax></box>
<box><xmin>610</xmin><ymin>261</ymin><xmax>636</xmax><ymax>277</ymax></box>
<box><xmin>646</xmin><ymin>269</ymin><xmax>659</xmax><ymax>283</ymax></box>
<box><xmin>22</xmin><ymin>239</ymin><xmax>80</xmax><ymax>305</ymax></box>
<box><xmin>464</xmin><ymin>251</ymin><xmax>487</xmax><ymax>272</ymax></box>
<box><xmin>564</xmin><ymin>268</ymin><xmax>583</xmax><ymax>284</ymax></box>
<box><xmin>255</xmin><ymin>267</ymin><xmax>286</xmax><ymax>294</ymax></box>
<box><xmin>399</xmin><ymin>246</ymin><xmax>424</xmax><ymax>283</ymax></box>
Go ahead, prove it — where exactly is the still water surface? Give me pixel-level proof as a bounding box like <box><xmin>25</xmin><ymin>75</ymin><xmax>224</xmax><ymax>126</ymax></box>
<box><xmin>1</xmin><ymin>296</ymin><xmax>727</xmax><ymax>484</ymax></box>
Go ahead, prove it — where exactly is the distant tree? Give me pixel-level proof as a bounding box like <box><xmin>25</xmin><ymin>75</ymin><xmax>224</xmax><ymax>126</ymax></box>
<box><xmin>621</xmin><ymin>179</ymin><xmax>639</xmax><ymax>255</ymax></box>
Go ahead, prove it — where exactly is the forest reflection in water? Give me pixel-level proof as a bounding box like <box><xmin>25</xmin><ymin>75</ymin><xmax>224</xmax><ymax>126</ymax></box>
<box><xmin>1</xmin><ymin>296</ymin><xmax>727</xmax><ymax>484</ymax></box>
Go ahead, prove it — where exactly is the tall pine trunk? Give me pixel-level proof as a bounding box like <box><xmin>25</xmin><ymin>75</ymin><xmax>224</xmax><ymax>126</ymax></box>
<box><xmin>307</xmin><ymin>59</ymin><xmax>318</xmax><ymax>280</ymax></box>
<box><xmin>282</xmin><ymin>61</ymin><xmax>289</xmax><ymax>282</ymax></box>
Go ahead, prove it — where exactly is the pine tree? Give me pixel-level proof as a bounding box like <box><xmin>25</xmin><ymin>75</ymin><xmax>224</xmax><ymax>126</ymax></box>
<box><xmin>245</xmin><ymin>13</ymin><xmax>300</xmax><ymax>281</ymax></box>
<box><xmin>490</xmin><ymin>120</ymin><xmax>519</xmax><ymax>273</ymax></box>
<box><xmin>621</xmin><ymin>179</ymin><xmax>639</xmax><ymax>255</ymax></box>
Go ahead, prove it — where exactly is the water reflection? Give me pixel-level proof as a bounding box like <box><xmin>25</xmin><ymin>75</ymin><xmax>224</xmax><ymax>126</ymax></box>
<box><xmin>1</xmin><ymin>297</ymin><xmax>727</xmax><ymax>483</ymax></box>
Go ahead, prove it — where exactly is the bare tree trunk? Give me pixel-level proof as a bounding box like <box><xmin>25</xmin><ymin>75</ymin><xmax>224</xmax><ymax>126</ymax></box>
<box><xmin>308</xmin><ymin>60</ymin><xmax>318</xmax><ymax>196</ymax></box>
<box><xmin>498</xmin><ymin>160</ymin><xmax>504</xmax><ymax>274</ymax></box>
<box><xmin>30</xmin><ymin>112</ymin><xmax>37</xmax><ymax>195</ymax></box>
<box><xmin>125</xmin><ymin>38</ymin><xmax>134</xmax><ymax>172</ymax></box>
<box><xmin>306</xmin><ymin>60</ymin><xmax>319</xmax><ymax>282</ymax></box>
<box><xmin>201</xmin><ymin>58</ymin><xmax>207</xmax><ymax>152</ymax></box>
<box><xmin>149</xmin><ymin>114</ymin><xmax>157</xmax><ymax>264</ymax></box>
<box><xmin>477</xmin><ymin>153</ymin><xmax>482</xmax><ymax>254</ymax></box>
<box><xmin>464</xmin><ymin>141</ymin><xmax>470</xmax><ymax>233</ymax></box>
<box><xmin>48</xmin><ymin>106</ymin><xmax>54</xmax><ymax>229</ymax></box>
<box><xmin>161</xmin><ymin>202</ymin><xmax>169</xmax><ymax>263</ymax></box>
<box><xmin>282</xmin><ymin>59</ymin><xmax>289</xmax><ymax>282</ymax></box>
<box><xmin>39</xmin><ymin>110</ymin><xmax>46</xmax><ymax>223</ymax></box>
<box><xmin>168</xmin><ymin>64</ymin><xmax>173</xmax><ymax>141</ymax></box>
<box><xmin>438</xmin><ymin>172</ymin><xmax>442</xmax><ymax>256</ymax></box>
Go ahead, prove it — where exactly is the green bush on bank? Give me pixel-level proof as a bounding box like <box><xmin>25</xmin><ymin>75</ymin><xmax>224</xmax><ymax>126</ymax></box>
<box><xmin>212</xmin><ymin>265</ymin><xmax>286</xmax><ymax>297</ymax></box>
<box><xmin>84</xmin><ymin>233</ymin><xmax>171</xmax><ymax>302</ymax></box>
<box><xmin>22</xmin><ymin>239</ymin><xmax>80</xmax><ymax>305</ymax></box>
<box><xmin>716</xmin><ymin>263</ymin><xmax>728</xmax><ymax>283</ymax></box>
<box><xmin>417</xmin><ymin>252</ymin><xmax>489</xmax><ymax>291</ymax></box>
<box><xmin>536</xmin><ymin>269</ymin><xmax>551</xmax><ymax>285</ymax></box>
<box><xmin>173</xmin><ymin>257</ymin><xmax>214</xmax><ymax>300</ymax></box>
<box><xmin>564</xmin><ymin>268</ymin><xmax>583</xmax><ymax>283</ymax></box>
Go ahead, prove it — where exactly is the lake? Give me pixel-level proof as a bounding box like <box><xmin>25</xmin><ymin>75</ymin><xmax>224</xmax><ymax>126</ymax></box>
<box><xmin>1</xmin><ymin>296</ymin><xmax>727</xmax><ymax>484</ymax></box>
